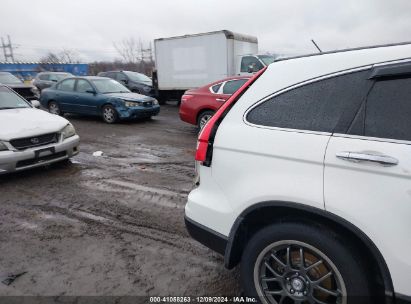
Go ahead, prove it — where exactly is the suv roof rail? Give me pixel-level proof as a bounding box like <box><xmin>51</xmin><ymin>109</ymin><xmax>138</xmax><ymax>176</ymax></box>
<box><xmin>276</xmin><ymin>41</ymin><xmax>411</xmax><ymax>62</ymax></box>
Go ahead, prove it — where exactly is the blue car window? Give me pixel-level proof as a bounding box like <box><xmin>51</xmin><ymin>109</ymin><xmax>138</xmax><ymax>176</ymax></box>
<box><xmin>76</xmin><ymin>79</ymin><xmax>93</xmax><ymax>93</ymax></box>
<box><xmin>59</xmin><ymin>79</ymin><xmax>75</xmax><ymax>92</ymax></box>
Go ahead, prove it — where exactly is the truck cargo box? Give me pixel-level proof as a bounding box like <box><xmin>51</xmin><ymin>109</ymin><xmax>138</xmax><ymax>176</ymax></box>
<box><xmin>154</xmin><ymin>30</ymin><xmax>258</xmax><ymax>91</ymax></box>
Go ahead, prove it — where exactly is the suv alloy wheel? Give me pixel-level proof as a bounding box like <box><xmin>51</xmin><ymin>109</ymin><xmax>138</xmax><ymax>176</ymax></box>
<box><xmin>241</xmin><ymin>223</ymin><xmax>372</xmax><ymax>304</ymax></box>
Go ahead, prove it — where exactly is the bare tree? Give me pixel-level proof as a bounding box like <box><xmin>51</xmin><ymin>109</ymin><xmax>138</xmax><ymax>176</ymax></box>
<box><xmin>39</xmin><ymin>49</ymin><xmax>80</xmax><ymax>64</ymax></box>
<box><xmin>39</xmin><ymin>52</ymin><xmax>61</xmax><ymax>63</ymax></box>
<box><xmin>113</xmin><ymin>38</ymin><xmax>140</xmax><ymax>64</ymax></box>
<box><xmin>60</xmin><ymin>48</ymin><xmax>80</xmax><ymax>63</ymax></box>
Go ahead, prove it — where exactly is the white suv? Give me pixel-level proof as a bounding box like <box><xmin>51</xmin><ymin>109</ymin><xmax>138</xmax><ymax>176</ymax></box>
<box><xmin>185</xmin><ymin>43</ymin><xmax>411</xmax><ymax>304</ymax></box>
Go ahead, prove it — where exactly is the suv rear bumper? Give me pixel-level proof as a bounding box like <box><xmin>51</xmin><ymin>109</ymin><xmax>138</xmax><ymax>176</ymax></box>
<box><xmin>184</xmin><ymin>216</ymin><xmax>228</xmax><ymax>255</ymax></box>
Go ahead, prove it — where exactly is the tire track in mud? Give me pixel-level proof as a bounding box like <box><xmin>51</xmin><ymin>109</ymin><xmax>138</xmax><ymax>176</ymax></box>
<box><xmin>81</xmin><ymin>178</ymin><xmax>188</xmax><ymax>208</ymax></box>
<box><xmin>31</xmin><ymin>204</ymin><xmax>209</xmax><ymax>258</ymax></box>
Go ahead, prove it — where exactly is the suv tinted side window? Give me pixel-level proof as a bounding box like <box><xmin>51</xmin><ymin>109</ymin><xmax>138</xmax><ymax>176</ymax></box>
<box><xmin>247</xmin><ymin>70</ymin><xmax>371</xmax><ymax>133</ymax></box>
<box><xmin>364</xmin><ymin>77</ymin><xmax>411</xmax><ymax>141</ymax></box>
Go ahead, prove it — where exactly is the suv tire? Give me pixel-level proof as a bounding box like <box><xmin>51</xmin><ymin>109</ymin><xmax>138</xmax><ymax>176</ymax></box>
<box><xmin>241</xmin><ymin>222</ymin><xmax>373</xmax><ymax>304</ymax></box>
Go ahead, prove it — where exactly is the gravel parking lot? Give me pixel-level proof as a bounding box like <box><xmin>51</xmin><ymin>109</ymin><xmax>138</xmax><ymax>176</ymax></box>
<box><xmin>0</xmin><ymin>104</ymin><xmax>240</xmax><ymax>300</ymax></box>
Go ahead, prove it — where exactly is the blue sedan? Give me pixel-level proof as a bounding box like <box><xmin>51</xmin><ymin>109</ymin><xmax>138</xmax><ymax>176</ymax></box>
<box><xmin>40</xmin><ymin>76</ymin><xmax>160</xmax><ymax>123</ymax></box>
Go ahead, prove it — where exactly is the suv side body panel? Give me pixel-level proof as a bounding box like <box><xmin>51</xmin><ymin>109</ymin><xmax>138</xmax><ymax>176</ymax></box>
<box><xmin>185</xmin><ymin>44</ymin><xmax>411</xmax><ymax>299</ymax></box>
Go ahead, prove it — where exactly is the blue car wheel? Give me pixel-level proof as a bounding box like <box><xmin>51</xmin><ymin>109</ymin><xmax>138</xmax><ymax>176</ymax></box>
<box><xmin>102</xmin><ymin>105</ymin><xmax>118</xmax><ymax>124</ymax></box>
<box><xmin>48</xmin><ymin>101</ymin><xmax>63</xmax><ymax>116</ymax></box>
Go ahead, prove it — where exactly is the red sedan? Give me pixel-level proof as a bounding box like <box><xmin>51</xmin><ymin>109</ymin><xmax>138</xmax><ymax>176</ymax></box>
<box><xmin>179</xmin><ymin>76</ymin><xmax>250</xmax><ymax>130</ymax></box>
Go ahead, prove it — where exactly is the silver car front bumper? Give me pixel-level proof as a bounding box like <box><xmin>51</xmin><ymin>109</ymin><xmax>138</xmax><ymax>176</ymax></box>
<box><xmin>0</xmin><ymin>135</ymin><xmax>80</xmax><ymax>174</ymax></box>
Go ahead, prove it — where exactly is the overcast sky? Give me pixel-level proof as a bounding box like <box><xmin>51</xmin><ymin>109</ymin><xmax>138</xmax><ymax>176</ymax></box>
<box><xmin>0</xmin><ymin>0</ymin><xmax>410</xmax><ymax>62</ymax></box>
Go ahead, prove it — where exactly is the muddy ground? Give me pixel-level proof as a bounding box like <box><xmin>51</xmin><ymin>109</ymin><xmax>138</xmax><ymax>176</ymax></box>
<box><xmin>0</xmin><ymin>104</ymin><xmax>240</xmax><ymax>302</ymax></box>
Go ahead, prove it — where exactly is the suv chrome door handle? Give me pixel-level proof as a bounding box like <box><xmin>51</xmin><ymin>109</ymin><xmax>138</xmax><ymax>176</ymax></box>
<box><xmin>216</xmin><ymin>98</ymin><xmax>226</xmax><ymax>102</ymax></box>
<box><xmin>336</xmin><ymin>152</ymin><xmax>398</xmax><ymax>166</ymax></box>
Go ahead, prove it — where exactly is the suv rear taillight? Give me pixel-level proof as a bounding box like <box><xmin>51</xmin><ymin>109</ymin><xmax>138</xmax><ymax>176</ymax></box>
<box><xmin>195</xmin><ymin>68</ymin><xmax>267</xmax><ymax>166</ymax></box>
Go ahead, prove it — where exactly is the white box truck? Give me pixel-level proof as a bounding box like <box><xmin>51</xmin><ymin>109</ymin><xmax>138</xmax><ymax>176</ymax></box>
<box><xmin>152</xmin><ymin>30</ymin><xmax>274</xmax><ymax>103</ymax></box>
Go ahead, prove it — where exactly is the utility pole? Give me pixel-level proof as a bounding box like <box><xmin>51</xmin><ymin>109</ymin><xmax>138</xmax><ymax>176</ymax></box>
<box><xmin>1</xmin><ymin>35</ymin><xmax>16</xmax><ymax>62</ymax></box>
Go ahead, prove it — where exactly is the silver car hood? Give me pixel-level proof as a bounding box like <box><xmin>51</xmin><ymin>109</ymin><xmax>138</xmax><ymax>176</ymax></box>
<box><xmin>0</xmin><ymin>108</ymin><xmax>69</xmax><ymax>141</ymax></box>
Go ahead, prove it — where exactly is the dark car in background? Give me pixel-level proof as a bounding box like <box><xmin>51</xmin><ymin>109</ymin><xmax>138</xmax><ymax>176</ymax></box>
<box><xmin>33</xmin><ymin>72</ymin><xmax>73</xmax><ymax>92</ymax></box>
<box><xmin>179</xmin><ymin>76</ymin><xmax>250</xmax><ymax>130</ymax></box>
<box><xmin>0</xmin><ymin>72</ymin><xmax>39</xmax><ymax>102</ymax></box>
<box><xmin>98</xmin><ymin>71</ymin><xmax>155</xmax><ymax>97</ymax></box>
<box><xmin>40</xmin><ymin>76</ymin><xmax>160</xmax><ymax>124</ymax></box>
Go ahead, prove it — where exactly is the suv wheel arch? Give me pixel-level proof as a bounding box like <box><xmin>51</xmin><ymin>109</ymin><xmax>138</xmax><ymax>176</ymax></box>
<box><xmin>225</xmin><ymin>201</ymin><xmax>394</xmax><ymax>299</ymax></box>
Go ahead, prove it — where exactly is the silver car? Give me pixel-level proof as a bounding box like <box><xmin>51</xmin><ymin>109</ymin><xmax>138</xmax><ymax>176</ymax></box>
<box><xmin>33</xmin><ymin>72</ymin><xmax>73</xmax><ymax>92</ymax></box>
<box><xmin>0</xmin><ymin>85</ymin><xmax>80</xmax><ymax>174</ymax></box>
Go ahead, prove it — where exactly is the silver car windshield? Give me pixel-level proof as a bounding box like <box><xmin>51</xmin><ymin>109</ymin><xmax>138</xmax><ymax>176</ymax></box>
<box><xmin>0</xmin><ymin>87</ymin><xmax>30</xmax><ymax>109</ymax></box>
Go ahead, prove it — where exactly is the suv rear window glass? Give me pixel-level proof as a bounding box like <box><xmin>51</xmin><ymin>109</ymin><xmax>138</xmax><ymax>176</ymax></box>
<box><xmin>364</xmin><ymin>77</ymin><xmax>411</xmax><ymax>141</ymax></box>
<box><xmin>246</xmin><ymin>70</ymin><xmax>371</xmax><ymax>133</ymax></box>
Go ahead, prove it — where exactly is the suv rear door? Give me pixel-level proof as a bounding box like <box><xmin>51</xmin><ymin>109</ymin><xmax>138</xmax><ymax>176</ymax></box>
<box><xmin>324</xmin><ymin>61</ymin><xmax>411</xmax><ymax>295</ymax></box>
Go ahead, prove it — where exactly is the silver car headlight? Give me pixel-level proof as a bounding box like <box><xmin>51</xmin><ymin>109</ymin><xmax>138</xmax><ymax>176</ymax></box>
<box><xmin>0</xmin><ymin>141</ymin><xmax>8</xmax><ymax>151</ymax></box>
<box><xmin>61</xmin><ymin>123</ymin><xmax>76</xmax><ymax>140</ymax></box>
<box><xmin>143</xmin><ymin>86</ymin><xmax>151</xmax><ymax>92</ymax></box>
<box><xmin>152</xmin><ymin>99</ymin><xmax>159</xmax><ymax>105</ymax></box>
